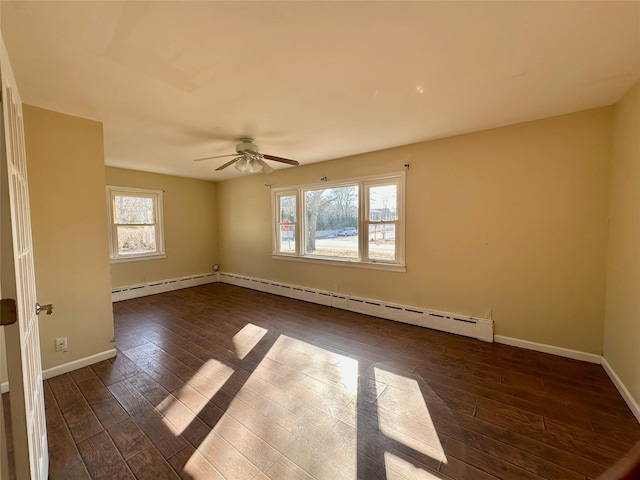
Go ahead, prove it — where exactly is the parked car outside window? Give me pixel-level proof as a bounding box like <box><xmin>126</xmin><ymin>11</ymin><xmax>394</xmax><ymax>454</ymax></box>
<box><xmin>338</xmin><ymin>227</ymin><xmax>357</xmax><ymax>236</ymax></box>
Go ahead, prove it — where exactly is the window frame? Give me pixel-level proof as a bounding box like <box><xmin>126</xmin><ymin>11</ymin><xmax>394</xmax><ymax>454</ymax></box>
<box><xmin>271</xmin><ymin>172</ymin><xmax>406</xmax><ymax>272</ymax></box>
<box><xmin>274</xmin><ymin>190</ymin><xmax>300</xmax><ymax>256</ymax></box>
<box><xmin>363</xmin><ymin>177</ymin><xmax>404</xmax><ymax>264</ymax></box>
<box><xmin>106</xmin><ymin>185</ymin><xmax>166</xmax><ymax>263</ymax></box>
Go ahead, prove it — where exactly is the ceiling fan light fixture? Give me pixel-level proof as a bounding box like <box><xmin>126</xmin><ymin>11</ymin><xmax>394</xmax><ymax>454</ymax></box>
<box><xmin>233</xmin><ymin>153</ymin><xmax>263</xmax><ymax>173</ymax></box>
<box><xmin>234</xmin><ymin>156</ymin><xmax>249</xmax><ymax>172</ymax></box>
<box><xmin>248</xmin><ymin>155</ymin><xmax>263</xmax><ymax>173</ymax></box>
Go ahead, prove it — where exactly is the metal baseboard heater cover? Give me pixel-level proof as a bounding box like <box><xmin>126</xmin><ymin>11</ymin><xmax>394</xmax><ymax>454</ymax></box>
<box><xmin>219</xmin><ymin>272</ymin><xmax>493</xmax><ymax>342</ymax></box>
<box><xmin>111</xmin><ymin>273</ymin><xmax>218</xmax><ymax>302</ymax></box>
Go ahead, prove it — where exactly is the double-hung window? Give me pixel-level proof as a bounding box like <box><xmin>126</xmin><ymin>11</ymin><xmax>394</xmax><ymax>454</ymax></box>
<box><xmin>272</xmin><ymin>173</ymin><xmax>405</xmax><ymax>271</ymax></box>
<box><xmin>107</xmin><ymin>186</ymin><xmax>165</xmax><ymax>262</ymax></box>
<box><xmin>276</xmin><ymin>192</ymin><xmax>298</xmax><ymax>255</ymax></box>
<box><xmin>364</xmin><ymin>179</ymin><xmax>401</xmax><ymax>263</ymax></box>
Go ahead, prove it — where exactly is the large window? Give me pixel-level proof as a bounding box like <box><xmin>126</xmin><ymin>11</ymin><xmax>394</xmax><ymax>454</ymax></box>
<box><xmin>107</xmin><ymin>186</ymin><xmax>165</xmax><ymax>262</ymax></box>
<box><xmin>272</xmin><ymin>173</ymin><xmax>405</xmax><ymax>271</ymax></box>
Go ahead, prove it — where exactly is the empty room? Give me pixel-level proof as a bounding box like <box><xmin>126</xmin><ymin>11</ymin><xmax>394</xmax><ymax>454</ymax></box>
<box><xmin>1</xmin><ymin>1</ymin><xmax>639</xmax><ymax>479</ymax></box>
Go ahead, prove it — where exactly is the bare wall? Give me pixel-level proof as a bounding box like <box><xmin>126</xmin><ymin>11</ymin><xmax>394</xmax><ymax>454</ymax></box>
<box><xmin>23</xmin><ymin>105</ymin><xmax>114</xmax><ymax>370</ymax></box>
<box><xmin>217</xmin><ymin>108</ymin><xmax>613</xmax><ymax>354</ymax></box>
<box><xmin>106</xmin><ymin>167</ymin><xmax>218</xmax><ymax>287</ymax></box>
<box><xmin>604</xmin><ymin>79</ymin><xmax>640</xmax><ymax>408</ymax></box>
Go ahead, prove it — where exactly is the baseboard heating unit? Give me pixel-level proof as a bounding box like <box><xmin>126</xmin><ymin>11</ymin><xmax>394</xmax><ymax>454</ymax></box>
<box><xmin>219</xmin><ymin>272</ymin><xmax>493</xmax><ymax>342</ymax></box>
<box><xmin>111</xmin><ymin>273</ymin><xmax>218</xmax><ymax>302</ymax></box>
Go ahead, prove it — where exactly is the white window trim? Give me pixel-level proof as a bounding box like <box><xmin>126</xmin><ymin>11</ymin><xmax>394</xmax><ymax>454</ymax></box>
<box><xmin>273</xmin><ymin>190</ymin><xmax>300</xmax><ymax>256</ymax></box>
<box><xmin>363</xmin><ymin>177</ymin><xmax>405</xmax><ymax>264</ymax></box>
<box><xmin>106</xmin><ymin>185</ymin><xmax>166</xmax><ymax>263</ymax></box>
<box><xmin>271</xmin><ymin>172</ymin><xmax>406</xmax><ymax>271</ymax></box>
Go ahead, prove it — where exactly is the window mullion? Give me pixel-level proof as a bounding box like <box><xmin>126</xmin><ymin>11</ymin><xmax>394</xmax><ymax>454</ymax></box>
<box><xmin>300</xmin><ymin>188</ymin><xmax>307</xmax><ymax>256</ymax></box>
<box><xmin>298</xmin><ymin>189</ymin><xmax>302</xmax><ymax>255</ymax></box>
<box><xmin>360</xmin><ymin>182</ymin><xmax>367</xmax><ymax>261</ymax></box>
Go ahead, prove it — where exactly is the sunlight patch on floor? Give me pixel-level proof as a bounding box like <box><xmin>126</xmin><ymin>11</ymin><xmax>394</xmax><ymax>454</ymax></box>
<box><xmin>192</xmin><ymin>334</ymin><xmax>360</xmax><ymax>479</ymax></box>
<box><xmin>338</xmin><ymin>356</ymin><xmax>359</xmax><ymax>396</ymax></box>
<box><xmin>232</xmin><ymin>323</ymin><xmax>268</xmax><ymax>360</ymax></box>
<box><xmin>375</xmin><ymin>367</ymin><xmax>447</xmax><ymax>464</ymax></box>
<box><xmin>384</xmin><ymin>451</ymin><xmax>443</xmax><ymax>480</ymax></box>
<box><xmin>180</xmin><ymin>449</ymin><xmax>222</xmax><ymax>479</ymax></box>
<box><xmin>160</xmin><ymin>358</ymin><xmax>234</xmax><ymax>434</ymax></box>
<box><xmin>157</xmin><ymin>395</ymin><xmax>192</xmax><ymax>434</ymax></box>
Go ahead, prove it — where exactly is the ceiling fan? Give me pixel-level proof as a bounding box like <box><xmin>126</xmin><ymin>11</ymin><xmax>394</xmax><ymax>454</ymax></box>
<box><xmin>193</xmin><ymin>138</ymin><xmax>300</xmax><ymax>173</ymax></box>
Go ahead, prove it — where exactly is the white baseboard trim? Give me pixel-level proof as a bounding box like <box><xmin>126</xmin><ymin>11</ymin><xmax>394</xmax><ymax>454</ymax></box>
<box><xmin>112</xmin><ymin>272</ymin><xmax>218</xmax><ymax>302</ymax></box>
<box><xmin>1</xmin><ymin>348</ymin><xmax>117</xmax><ymax>394</ymax></box>
<box><xmin>219</xmin><ymin>272</ymin><xmax>494</xmax><ymax>343</ymax></box>
<box><xmin>493</xmin><ymin>335</ymin><xmax>602</xmax><ymax>364</ymax></box>
<box><xmin>601</xmin><ymin>357</ymin><xmax>640</xmax><ymax>424</ymax></box>
<box><xmin>41</xmin><ymin>348</ymin><xmax>118</xmax><ymax>381</ymax></box>
<box><xmin>494</xmin><ymin>335</ymin><xmax>640</xmax><ymax>425</ymax></box>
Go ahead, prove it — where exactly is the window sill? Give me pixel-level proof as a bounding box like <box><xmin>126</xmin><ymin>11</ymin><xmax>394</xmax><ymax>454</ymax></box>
<box><xmin>110</xmin><ymin>254</ymin><xmax>166</xmax><ymax>264</ymax></box>
<box><xmin>272</xmin><ymin>254</ymin><xmax>406</xmax><ymax>272</ymax></box>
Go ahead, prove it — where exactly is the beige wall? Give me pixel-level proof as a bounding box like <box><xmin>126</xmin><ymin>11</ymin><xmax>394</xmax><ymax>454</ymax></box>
<box><xmin>218</xmin><ymin>108</ymin><xmax>613</xmax><ymax>354</ymax></box>
<box><xmin>106</xmin><ymin>167</ymin><xmax>218</xmax><ymax>287</ymax></box>
<box><xmin>604</xmin><ymin>80</ymin><xmax>640</xmax><ymax>407</ymax></box>
<box><xmin>23</xmin><ymin>105</ymin><xmax>114</xmax><ymax>370</ymax></box>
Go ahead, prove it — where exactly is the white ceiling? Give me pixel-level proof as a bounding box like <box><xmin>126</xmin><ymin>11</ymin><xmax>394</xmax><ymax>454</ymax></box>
<box><xmin>2</xmin><ymin>1</ymin><xmax>639</xmax><ymax>181</ymax></box>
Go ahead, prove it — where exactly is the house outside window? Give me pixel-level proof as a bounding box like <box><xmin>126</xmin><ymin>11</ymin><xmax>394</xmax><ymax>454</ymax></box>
<box><xmin>106</xmin><ymin>186</ymin><xmax>165</xmax><ymax>262</ymax></box>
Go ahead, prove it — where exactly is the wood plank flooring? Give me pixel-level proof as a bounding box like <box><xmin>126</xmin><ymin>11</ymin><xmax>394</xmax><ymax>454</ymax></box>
<box><xmin>5</xmin><ymin>283</ymin><xmax>640</xmax><ymax>479</ymax></box>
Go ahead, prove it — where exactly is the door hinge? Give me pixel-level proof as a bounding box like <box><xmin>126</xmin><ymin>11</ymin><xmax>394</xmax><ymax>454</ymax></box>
<box><xmin>0</xmin><ymin>298</ymin><xmax>17</xmax><ymax>326</ymax></box>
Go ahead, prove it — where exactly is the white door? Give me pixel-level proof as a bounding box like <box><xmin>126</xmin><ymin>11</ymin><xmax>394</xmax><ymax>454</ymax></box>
<box><xmin>0</xmin><ymin>34</ymin><xmax>48</xmax><ymax>480</ymax></box>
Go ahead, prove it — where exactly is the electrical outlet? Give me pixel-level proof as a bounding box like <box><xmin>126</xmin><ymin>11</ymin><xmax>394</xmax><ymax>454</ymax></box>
<box><xmin>55</xmin><ymin>337</ymin><xmax>68</xmax><ymax>352</ymax></box>
<box><xmin>484</xmin><ymin>309</ymin><xmax>493</xmax><ymax>320</ymax></box>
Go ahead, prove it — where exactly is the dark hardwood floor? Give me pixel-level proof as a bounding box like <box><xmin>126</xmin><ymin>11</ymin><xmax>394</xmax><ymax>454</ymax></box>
<box><xmin>6</xmin><ymin>283</ymin><xmax>640</xmax><ymax>479</ymax></box>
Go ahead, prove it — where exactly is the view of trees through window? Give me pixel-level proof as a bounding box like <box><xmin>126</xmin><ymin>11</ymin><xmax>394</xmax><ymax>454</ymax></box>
<box><xmin>114</xmin><ymin>195</ymin><xmax>157</xmax><ymax>255</ymax></box>
<box><xmin>304</xmin><ymin>185</ymin><xmax>359</xmax><ymax>258</ymax></box>
<box><xmin>274</xmin><ymin>175</ymin><xmax>402</xmax><ymax>264</ymax></box>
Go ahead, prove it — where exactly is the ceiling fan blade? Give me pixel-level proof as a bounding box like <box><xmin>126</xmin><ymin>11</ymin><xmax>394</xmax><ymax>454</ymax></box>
<box><xmin>215</xmin><ymin>158</ymin><xmax>241</xmax><ymax>171</ymax></box>
<box><xmin>255</xmin><ymin>157</ymin><xmax>274</xmax><ymax>174</ymax></box>
<box><xmin>193</xmin><ymin>153</ymin><xmax>238</xmax><ymax>162</ymax></box>
<box><xmin>261</xmin><ymin>153</ymin><xmax>300</xmax><ymax>166</ymax></box>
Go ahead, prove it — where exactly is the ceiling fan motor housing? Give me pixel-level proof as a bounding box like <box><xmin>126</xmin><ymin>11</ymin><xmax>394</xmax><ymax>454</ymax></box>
<box><xmin>236</xmin><ymin>138</ymin><xmax>259</xmax><ymax>154</ymax></box>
